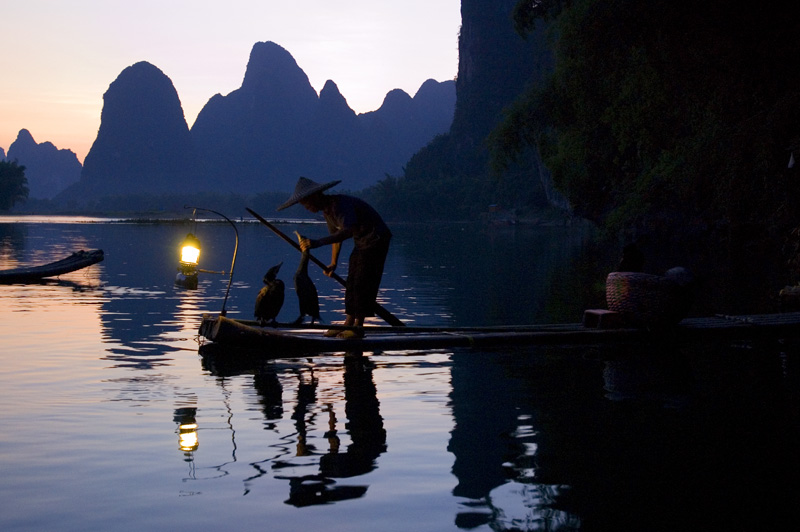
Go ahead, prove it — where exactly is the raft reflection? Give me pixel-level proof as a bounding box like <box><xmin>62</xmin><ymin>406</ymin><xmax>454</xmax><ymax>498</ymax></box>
<box><xmin>199</xmin><ymin>347</ymin><xmax>386</xmax><ymax>506</ymax></box>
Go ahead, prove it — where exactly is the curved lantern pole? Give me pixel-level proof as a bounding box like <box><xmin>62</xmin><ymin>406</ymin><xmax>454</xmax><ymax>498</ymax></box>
<box><xmin>183</xmin><ymin>206</ymin><xmax>239</xmax><ymax>316</ymax></box>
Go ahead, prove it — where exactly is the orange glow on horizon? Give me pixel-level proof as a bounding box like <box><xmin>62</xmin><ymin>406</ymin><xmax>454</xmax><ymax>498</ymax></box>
<box><xmin>0</xmin><ymin>1</ymin><xmax>461</xmax><ymax>167</ymax></box>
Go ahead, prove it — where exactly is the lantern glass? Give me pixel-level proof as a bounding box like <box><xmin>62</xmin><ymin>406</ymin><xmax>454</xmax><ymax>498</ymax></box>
<box><xmin>180</xmin><ymin>233</ymin><xmax>201</xmax><ymax>266</ymax></box>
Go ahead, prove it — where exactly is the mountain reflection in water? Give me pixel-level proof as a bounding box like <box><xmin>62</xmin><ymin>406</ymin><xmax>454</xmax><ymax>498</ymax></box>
<box><xmin>1</xmin><ymin>217</ymin><xmax>798</xmax><ymax>532</ymax></box>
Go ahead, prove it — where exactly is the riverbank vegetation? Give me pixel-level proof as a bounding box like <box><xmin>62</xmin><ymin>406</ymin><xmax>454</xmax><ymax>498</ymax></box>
<box><xmin>490</xmin><ymin>0</ymin><xmax>800</xmax><ymax>247</ymax></box>
<box><xmin>0</xmin><ymin>161</ymin><xmax>29</xmax><ymax>211</ymax></box>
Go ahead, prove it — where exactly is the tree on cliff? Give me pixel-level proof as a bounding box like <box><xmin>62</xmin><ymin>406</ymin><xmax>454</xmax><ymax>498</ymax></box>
<box><xmin>491</xmin><ymin>0</ymin><xmax>800</xmax><ymax>239</ymax></box>
<box><xmin>0</xmin><ymin>160</ymin><xmax>29</xmax><ymax>211</ymax></box>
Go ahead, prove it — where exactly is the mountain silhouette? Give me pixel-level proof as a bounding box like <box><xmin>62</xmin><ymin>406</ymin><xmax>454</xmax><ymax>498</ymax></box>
<box><xmin>59</xmin><ymin>61</ymin><xmax>197</xmax><ymax>201</ymax></box>
<box><xmin>6</xmin><ymin>129</ymin><xmax>81</xmax><ymax>199</ymax></box>
<box><xmin>57</xmin><ymin>41</ymin><xmax>454</xmax><ymax>204</ymax></box>
<box><xmin>360</xmin><ymin>79</ymin><xmax>457</xmax><ymax>180</ymax></box>
<box><xmin>191</xmin><ymin>41</ymin><xmax>455</xmax><ymax>192</ymax></box>
<box><xmin>190</xmin><ymin>41</ymin><xmax>320</xmax><ymax>192</ymax></box>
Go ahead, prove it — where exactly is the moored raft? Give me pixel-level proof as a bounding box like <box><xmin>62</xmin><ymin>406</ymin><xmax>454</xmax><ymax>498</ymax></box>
<box><xmin>197</xmin><ymin>311</ymin><xmax>800</xmax><ymax>356</ymax></box>
<box><xmin>0</xmin><ymin>249</ymin><xmax>104</xmax><ymax>284</ymax></box>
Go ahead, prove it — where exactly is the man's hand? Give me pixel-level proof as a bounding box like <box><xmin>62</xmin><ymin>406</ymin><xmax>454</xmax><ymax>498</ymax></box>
<box><xmin>296</xmin><ymin>232</ymin><xmax>313</xmax><ymax>252</ymax></box>
<box><xmin>325</xmin><ymin>263</ymin><xmax>337</xmax><ymax>277</ymax></box>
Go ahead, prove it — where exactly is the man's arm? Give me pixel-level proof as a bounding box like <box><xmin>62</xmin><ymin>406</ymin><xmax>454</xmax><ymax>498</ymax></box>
<box><xmin>328</xmin><ymin>242</ymin><xmax>341</xmax><ymax>275</ymax></box>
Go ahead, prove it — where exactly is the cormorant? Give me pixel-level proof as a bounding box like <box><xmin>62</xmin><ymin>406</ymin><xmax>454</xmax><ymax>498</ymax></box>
<box><xmin>293</xmin><ymin>233</ymin><xmax>322</xmax><ymax>325</ymax></box>
<box><xmin>254</xmin><ymin>262</ymin><xmax>284</xmax><ymax>325</ymax></box>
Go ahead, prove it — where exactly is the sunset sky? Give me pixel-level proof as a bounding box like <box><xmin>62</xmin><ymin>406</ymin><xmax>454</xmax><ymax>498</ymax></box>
<box><xmin>0</xmin><ymin>0</ymin><xmax>461</xmax><ymax>163</ymax></box>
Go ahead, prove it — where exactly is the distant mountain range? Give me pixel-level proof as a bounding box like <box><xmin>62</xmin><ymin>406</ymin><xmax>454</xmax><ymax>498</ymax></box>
<box><xmin>3</xmin><ymin>129</ymin><xmax>82</xmax><ymax>200</ymax></box>
<box><xmin>3</xmin><ymin>41</ymin><xmax>454</xmax><ymax>204</ymax></box>
<box><xmin>187</xmin><ymin>42</ymin><xmax>455</xmax><ymax>194</ymax></box>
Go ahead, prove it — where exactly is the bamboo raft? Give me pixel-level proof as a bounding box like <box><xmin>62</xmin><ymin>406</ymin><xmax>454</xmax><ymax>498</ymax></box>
<box><xmin>0</xmin><ymin>249</ymin><xmax>104</xmax><ymax>284</ymax></box>
<box><xmin>197</xmin><ymin>311</ymin><xmax>800</xmax><ymax>357</ymax></box>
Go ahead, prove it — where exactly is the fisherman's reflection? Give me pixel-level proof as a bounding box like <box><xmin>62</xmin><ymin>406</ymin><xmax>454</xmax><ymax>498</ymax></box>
<box><xmin>278</xmin><ymin>353</ymin><xmax>387</xmax><ymax>507</ymax></box>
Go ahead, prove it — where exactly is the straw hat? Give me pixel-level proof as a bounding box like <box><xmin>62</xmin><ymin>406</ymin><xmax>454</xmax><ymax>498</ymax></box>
<box><xmin>277</xmin><ymin>177</ymin><xmax>341</xmax><ymax>211</ymax></box>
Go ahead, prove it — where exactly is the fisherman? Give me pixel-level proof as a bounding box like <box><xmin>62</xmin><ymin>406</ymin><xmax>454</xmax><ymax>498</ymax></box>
<box><xmin>278</xmin><ymin>177</ymin><xmax>392</xmax><ymax>339</ymax></box>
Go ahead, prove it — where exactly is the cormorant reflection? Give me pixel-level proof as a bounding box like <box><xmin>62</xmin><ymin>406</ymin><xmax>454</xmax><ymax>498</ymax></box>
<box><xmin>253</xmin><ymin>366</ymin><xmax>284</xmax><ymax>423</ymax></box>
<box><xmin>278</xmin><ymin>353</ymin><xmax>387</xmax><ymax>507</ymax></box>
<box><xmin>292</xmin><ymin>365</ymin><xmax>318</xmax><ymax>457</ymax></box>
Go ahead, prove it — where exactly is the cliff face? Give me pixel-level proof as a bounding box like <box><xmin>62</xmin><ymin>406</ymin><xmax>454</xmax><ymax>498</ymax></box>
<box><xmin>395</xmin><ymin>0</ymin><xmax>559</xmax><ymax>216</ymax></box>
<box><xmin>453</xmin><ymin>0</ymin><xmax>551</xmax><ymax>145</ymax></box>
<box><xmin>6</xmin><ymin>129</ymin><xmax>81</xmax><ymax>199</ymax></box>
<box><xmin>63</xmin><ymin>61</ymin><xmax>197</xmax><ymax>200</ymax></box>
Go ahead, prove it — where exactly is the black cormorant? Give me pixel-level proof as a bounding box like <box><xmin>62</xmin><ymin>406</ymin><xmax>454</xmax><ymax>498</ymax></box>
<box><xmin>293</xmin><ymin>243</ymin><xmax>322</xmax><ymax>325</ymax></box>
<box><xmin>254</xmin><ymin>262</ymin><xmax>284</xmax><ymax>325</ymax></box>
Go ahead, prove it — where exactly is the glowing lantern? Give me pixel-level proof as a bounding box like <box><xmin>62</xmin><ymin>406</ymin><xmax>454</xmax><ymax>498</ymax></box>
<box><xmin>173</xmin><ymin>207</ymin><xmax>238</xmax><ymax>316</ymax></box>
<box><xmin>180</xmin><ymin>233</ymin><xmax>201</xmax><ymax>267</ymax></box>
<box><xmin>176</xmin><ymin>233</ymin><xmax>201</xmax><ymax>289</ymax></box>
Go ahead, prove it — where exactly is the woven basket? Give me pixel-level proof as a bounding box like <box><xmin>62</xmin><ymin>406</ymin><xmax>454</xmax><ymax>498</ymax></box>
<box><xmin>606</xmin><ymin>272</ymin><xmax>691</xmax><ymax>328</ymax></box>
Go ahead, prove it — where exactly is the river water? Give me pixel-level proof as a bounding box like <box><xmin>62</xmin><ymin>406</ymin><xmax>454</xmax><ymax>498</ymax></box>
<box><xmin>1</xmin><ymin>216</ymin><xmax>798</xmax><ymax>531</ymax></box>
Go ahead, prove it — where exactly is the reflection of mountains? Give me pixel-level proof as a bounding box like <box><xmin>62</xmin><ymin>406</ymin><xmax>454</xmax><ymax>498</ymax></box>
<box><xmin>447</xmin><ymin>339</ymin><xmax>800</xmax><ymax>531</ymax></box>
<box><xmin>0</xmin><ymin>223</ymin><xmax>27</xmax><ymax>261</ymax></box>
<box><xmin>391</xmin><ymin>224</ymin><xmax>593</xmax><ymax>326</ymax></box>
<box><xmin>94</xmin><ymin>222</ymin><xmax>594</xmax><ymax>365</ymax></box>
<box><xmin>201</xmin><ymin>347</ymin><xmax>386</xmax><ymax>506</ymax></box>
<box><xmin>1</xmin><ymin>222</ymin><xmax>101</xmax><ymax>278</ymax></box>
<box><xmin>97</xmin><ymin>223</ymin><xmax>241</xmax><ymax>367</ymax></box>
<box><xmin>96</xmin><ymin>222</ymin><xmax>309</xmax><ymax>366</ymax></box>
<box><xmin>447</xmin><ymin>344</ymin><xmax>690</xmax><ymax>529</ymax></box>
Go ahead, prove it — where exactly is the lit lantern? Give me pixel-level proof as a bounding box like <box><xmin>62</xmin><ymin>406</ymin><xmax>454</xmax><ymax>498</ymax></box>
<box><xmin>180</xmin><ymin>232</ymin><xmax>201</xmax><ymax>267</ymax></box>
<box><xmin>175</xmin><ymin>232</ymin><xmax>201</xmax><ymax>289</ymax></box>
<box><xmin>173</xmin><ymin>207</ymin><xmax>238</xmax><ymax>316</ymax></box>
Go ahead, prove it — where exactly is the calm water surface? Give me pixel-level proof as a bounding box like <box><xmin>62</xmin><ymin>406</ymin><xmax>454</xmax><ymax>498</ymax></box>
<box><xmin>1</xmin><ymin>216</ymin><xmax>798</xmax><ymax>531</ymax></box>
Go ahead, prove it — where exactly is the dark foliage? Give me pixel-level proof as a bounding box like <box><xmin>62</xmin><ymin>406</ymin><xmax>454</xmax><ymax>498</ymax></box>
<box><xmin>6</xmin><ymin>129</ymin><xmax>81</xmax><ymax>199</ymax></box>
<box><xmin>493</xmin><ymin>0</ymin><xmax>800</xmax><ymax>245</ymax></box>
<box><xmin>0</xmin><ymin>160</ymin><xmax>29</xmax><ymax>211</ymax></box>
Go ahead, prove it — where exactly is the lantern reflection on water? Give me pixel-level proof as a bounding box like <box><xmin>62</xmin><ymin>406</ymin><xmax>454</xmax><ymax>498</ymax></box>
<box><xmin>174</xmin><ymin>407</ymin><xmax>199</xmax><ymax>455</ymax></box>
